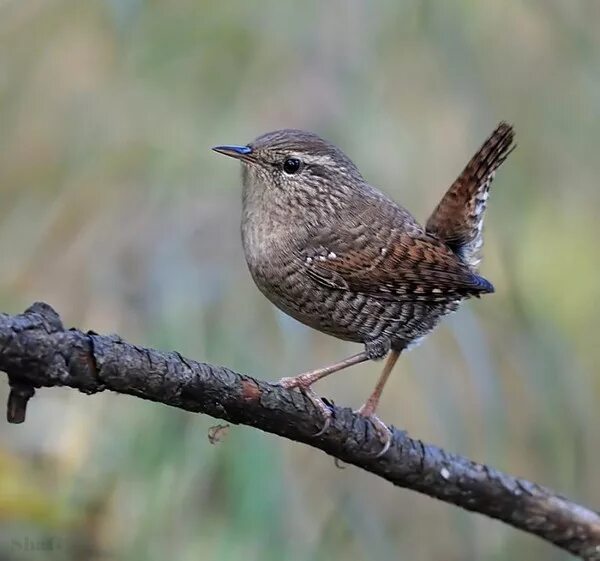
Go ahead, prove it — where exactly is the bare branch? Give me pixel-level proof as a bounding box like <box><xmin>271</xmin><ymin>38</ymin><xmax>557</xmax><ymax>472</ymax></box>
<box><xmin>1</xmin><ymin>303</ymin><xmax>599</xmax><ymax>560</ymax></box>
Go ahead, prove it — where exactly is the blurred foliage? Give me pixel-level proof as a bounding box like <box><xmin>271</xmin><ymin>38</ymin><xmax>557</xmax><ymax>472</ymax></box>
<box><xmin>1</xmin><ymin>1</ymin><xmax>599</xmax><ymax>560</ymax></box>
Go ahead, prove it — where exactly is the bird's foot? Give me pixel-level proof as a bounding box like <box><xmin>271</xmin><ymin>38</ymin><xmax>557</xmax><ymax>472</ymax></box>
<box><xmin>278</xmin><ymin>376</ymin><xmax>332</xmax><ymax>437</ymax></box>
<box><xmin>355</xmin><ymin>404</ymin><xmax>393</xmax><ymax>458</ymax></box>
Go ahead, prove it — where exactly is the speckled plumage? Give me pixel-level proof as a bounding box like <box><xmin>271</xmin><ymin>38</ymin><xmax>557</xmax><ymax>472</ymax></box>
<box><xmin>213</xmin><ymin>123</ymin><xmax>515</xmax><ymax>450</ymax></box>
<box><xmin>236</xmin><ymin>125</ymin><xmax>512</xmax><ymax>357</ymax></box>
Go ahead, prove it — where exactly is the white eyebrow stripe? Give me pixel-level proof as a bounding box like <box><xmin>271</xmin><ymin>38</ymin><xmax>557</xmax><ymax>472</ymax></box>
<box><xmin>295</xmin><ymin>154</ymin><xmax>334</xmax><ymax>166</ymax></box>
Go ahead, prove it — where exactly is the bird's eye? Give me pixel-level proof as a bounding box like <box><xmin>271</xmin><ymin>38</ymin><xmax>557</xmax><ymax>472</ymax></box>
<box><xmin>282</xmin><ymin>158</ymin><xmax>301</xmax><ymax>174</ymax></box>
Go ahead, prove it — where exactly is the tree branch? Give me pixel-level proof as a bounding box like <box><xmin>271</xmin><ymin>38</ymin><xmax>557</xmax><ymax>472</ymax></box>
<box><xmin>1</xmin><ymin>303</ymin><xmax>599</xmax><ymax>559</ymax></box>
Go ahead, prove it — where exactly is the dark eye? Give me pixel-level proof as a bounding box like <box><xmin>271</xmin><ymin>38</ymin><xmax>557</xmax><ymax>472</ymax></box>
<box><xmin>282</xmin><ymin>158</ymin><xmax>301</xmax><ymax>174</ymax></box>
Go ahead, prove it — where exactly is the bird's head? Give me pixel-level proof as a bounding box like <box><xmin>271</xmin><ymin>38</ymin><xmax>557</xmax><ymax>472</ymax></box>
<box><xmin>212</xmin><ymin>129</ymin><xmax>363</xmax><ymax>197</ymax></box>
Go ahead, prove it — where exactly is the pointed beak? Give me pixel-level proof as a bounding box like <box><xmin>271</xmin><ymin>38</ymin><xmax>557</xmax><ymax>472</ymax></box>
<box><xmin>212</xmin><ymin>144</ymin><xmax>254</xmax><ymax>161</ymax></box>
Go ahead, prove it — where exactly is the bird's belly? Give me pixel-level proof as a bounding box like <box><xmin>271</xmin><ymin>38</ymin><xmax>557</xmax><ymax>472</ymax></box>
<box><xmin>249</xmin><ymin>260</ymin><xmax>461</xmax><ymax>349</ymax></box>
<box><xmin>249</xmin><ymin>262</ymin><xmax>359</xmax><ymax>339</ymax></box>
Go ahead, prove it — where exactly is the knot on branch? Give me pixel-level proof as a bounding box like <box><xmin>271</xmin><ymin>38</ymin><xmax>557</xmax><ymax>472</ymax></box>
<box><xmin>3</xmin><ymin>302</ymin><xmax>65</xmax><ymax>423</ymax></box>
<box><xmin>0</xmin><ymin>302</ymin><xmax>101</xmax><ymax>423</ymax></box>
<box><xmin>24</xmin><ymin>301</ymin><xmax>64</xmax><ymax>332</ymax></box>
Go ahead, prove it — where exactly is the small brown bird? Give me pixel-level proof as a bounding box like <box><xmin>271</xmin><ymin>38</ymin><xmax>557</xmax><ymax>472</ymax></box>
<box><xmin>213</xmin><ymin>123</ymin><xmax>514</xmax><ymax>454</ymax></box>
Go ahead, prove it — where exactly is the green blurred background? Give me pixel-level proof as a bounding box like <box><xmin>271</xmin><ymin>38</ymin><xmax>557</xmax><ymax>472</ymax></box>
<box><xmin>1</xmin><ymin>1</ymin><xmax>599</xmax><ymax>560</ymax></box>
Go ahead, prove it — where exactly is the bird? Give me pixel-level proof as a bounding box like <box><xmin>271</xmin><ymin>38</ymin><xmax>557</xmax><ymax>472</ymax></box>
<box><xmin>213</xmin><ymin>122</ymin><xmax>515</xmax><ymax>455</ymax></box>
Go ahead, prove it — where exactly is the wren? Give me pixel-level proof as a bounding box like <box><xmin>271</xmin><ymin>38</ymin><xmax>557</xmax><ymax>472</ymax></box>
<box><xmin>213</xmin><ymin>123</ymin><xmax>515</xmax><ymax>455</ymax></box>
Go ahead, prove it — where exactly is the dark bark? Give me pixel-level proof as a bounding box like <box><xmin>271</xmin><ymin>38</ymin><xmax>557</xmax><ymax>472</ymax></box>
<box><xmin>1</xmin><ymin>302</ymin><xmax>599</xmax><ymax>559</ymax></box>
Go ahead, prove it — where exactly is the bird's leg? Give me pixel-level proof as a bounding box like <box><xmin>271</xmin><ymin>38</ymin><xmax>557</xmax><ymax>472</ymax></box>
<box><xmin>279</xmin><ymin>351</ymin><xmax>369</xmax><ymax>389</ymax></box>
<box><xmin>278</xmin><ymin>351</ymin><xmax>370</xmax><ymax>436</ymax></box>
<box><xmin>356</xmin><ymin>349</ymin><xmax>401</xmax><ymax>457</ymax></box>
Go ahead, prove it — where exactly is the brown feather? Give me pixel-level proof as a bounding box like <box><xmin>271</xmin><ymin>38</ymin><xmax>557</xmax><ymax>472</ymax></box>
<box><xmin>426</xmin><ymin>122</ymin><xmax>515</xmax><ymax>270</ymax></box>
<box><xmin>301</xmin><ymin>229</ymin><xmax>493</xmax><ymax>302</ymax></box>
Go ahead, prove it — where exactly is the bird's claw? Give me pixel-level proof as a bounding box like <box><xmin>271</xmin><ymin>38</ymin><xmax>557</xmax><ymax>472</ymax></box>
<box><xmin>356</xmin><ymin>409</ymin><xmax>393</xmax><ymax>458</ymax></box>
<box><xmin>277</xmin><ymin>377</ymin><xmax>332</xmax><ymax>437</ymax></box>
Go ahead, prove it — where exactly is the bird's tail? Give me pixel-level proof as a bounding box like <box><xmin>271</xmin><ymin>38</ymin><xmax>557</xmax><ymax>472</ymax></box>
<box><xmin>425</xmin><ymin>122</ymin><xmax>515</xmax><ymax>271</ymax></box>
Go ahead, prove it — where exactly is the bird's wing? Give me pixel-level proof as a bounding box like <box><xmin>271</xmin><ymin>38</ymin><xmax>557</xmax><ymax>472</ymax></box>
<box><xmin>299</xmin><ymin>228</ymin><xmax>493</xmax><ymax>302</ymax></box>
<box><xmin>426</xmin><ymin>122</ymin><xmax>515</xmax><ymax>270</ymax></box>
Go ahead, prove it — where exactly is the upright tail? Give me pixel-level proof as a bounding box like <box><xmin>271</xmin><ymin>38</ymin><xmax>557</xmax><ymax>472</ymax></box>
<box><xmin>425</xmin><ymin>122</ymin><xmax>515</xmax><ymax>271</ymax></box>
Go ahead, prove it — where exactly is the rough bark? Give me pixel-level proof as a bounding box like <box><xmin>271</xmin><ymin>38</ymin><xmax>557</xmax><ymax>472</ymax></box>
<box><xmin>1</xmin><ymin>302</ymin><xmax>599</xmax><ymax>559</ymax></box>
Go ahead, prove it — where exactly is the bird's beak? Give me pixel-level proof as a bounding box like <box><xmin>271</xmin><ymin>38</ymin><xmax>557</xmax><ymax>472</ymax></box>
<box><xmin>212</xmin><ymin>144</ymin><xmax>254</xmax><ymax>162</ymax></box>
